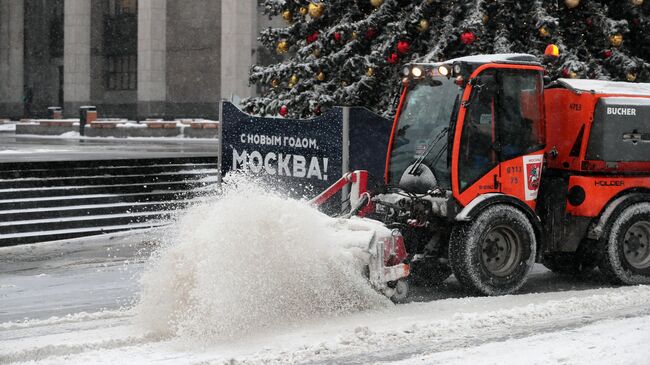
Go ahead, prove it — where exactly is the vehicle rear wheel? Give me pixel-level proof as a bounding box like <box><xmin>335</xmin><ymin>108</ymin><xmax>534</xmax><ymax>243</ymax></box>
<box><xmin>599</xmin><ymin>203</ymin><xmax>650</xmax><ymax>285</ymax></box>
<box><xmin>449</xmin><ymin>205</ymin><xmax>536</xmax><ymax>296</ymax></box>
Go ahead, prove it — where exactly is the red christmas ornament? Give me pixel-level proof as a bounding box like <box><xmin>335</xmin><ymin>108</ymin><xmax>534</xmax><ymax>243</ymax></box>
<box><xmin>387</xmin><ymin>53</ymin><xmax>399</xmax><ymax>64</ymax></box>
<box><xmin>314</xmin><ymin>105</ymin><xmax>321</xmax><ymax>115</ymax></box>
<box><xmin>585</xmin><ymin>17</ymin><xmax>593</xmax><ymax>27</ymax></box>
<box><xmin>460</xmin><ymin>31</ymin><xmax>476</xmax><ymax>45</ymax></box>
<box><xmin>562</xmin><ymin>68</ymin><xmax>570</xmax><ymax>78</ymax></box>
<box><xmin>279</xmin><ymin>105</ymin><xmax>289</xmax><ymax>117</ymax></box>
<box><xmin>366</xmin><ymin>27</ymin><xmax>378</xmax><ymax>39</ymax></box>
<box><xmin>396</xmin><ymin>40</ymin><xmax>410</xmax><ymax>55</ymax></box>
<box><xmin>333</xmin><ymin>32</ymin><xmax>342</xmax><ymax>42</ymax></box>
<box><xmin>603</xmin><ymin>49</ymin><xmax>613</xmax><ymax>58</ymax></box>
<box><xmin>306</xmin><ymin>31</ymin><xmax>319</xmax><ymax>44</ymax></box>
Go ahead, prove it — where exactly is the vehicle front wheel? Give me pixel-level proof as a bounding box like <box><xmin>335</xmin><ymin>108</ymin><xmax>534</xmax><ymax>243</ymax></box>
<box><xmin>449</xmin><ymin>205</ymin><xmax>537</xmax><ymax>296</ymax></box>
<box><xmin>599</xmin><ymin>203</ymin><xmax>650</xmax><ymax>285</ymax></box>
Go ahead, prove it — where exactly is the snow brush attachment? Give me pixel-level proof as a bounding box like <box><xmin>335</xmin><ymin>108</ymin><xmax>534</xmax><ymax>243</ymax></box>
<box><xmin>369</xmin><ymin>229</ymin><xmax>410</xmax><ymax>303</ymax></box>
<box><xmin>311</xmin><ymin>170</ymin><xmax>410</xmax><ymax>303</ymax></box>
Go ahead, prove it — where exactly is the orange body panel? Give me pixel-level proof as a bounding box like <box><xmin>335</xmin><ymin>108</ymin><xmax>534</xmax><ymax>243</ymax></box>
<box><xmin>499</xmin><ymin>152</ymin><xmax>545</xmax><ymax>210</ymax></box>
<box><xmin>566</xmin><ymin>175</ymin><xmax>650</xmax><ymax>217</ymax></box>
<box><xmin>544</xmin><ymin>89</ymin><xmax>596</xmax><ymax>171</ymax></box>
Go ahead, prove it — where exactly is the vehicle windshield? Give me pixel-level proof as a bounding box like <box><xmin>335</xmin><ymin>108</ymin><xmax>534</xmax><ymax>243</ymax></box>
<box><xmin>388</xmin><ymin>77</ymin><xmax>463</xmax><ymax>189</ymax></box>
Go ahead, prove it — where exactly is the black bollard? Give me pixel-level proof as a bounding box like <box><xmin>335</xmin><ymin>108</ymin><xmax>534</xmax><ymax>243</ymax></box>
<box><xmin>79</xmin><ymin>106</ymin><xmax>96</xmax><ymax>136</ymax></box>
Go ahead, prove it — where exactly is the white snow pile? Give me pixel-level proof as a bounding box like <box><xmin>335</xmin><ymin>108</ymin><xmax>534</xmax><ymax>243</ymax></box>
<box><xmin>135</xmin><ymin>175</ymin><xmax>390</xmax><ymax>344</ymax></box>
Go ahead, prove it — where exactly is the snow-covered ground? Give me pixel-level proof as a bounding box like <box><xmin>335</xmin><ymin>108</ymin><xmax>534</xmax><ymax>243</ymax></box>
<box><xmin>0</xmin><ymin>123</ymin><xmax>16</xmax><ymax>132</ymax></box>
<box><xmin>2</xmin><ymin>184</ymin><xmax>650</xmax><ymax>364</ymax></box>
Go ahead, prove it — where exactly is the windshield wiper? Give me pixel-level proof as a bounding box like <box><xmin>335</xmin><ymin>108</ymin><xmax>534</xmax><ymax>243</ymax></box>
<box><xmin>408</xmin><ymin>127</ymin><xmax>449</xmax><ymax>176</ymax></box>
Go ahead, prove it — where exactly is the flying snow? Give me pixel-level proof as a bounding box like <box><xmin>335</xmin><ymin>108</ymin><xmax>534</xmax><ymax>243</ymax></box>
<box><xmin>135</xmin><ymin>174</ymin><xmax>390</xmax><ymax>344</ymax></box>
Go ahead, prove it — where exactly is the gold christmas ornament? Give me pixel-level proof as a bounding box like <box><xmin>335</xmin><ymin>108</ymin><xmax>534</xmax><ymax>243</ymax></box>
<box><xmin>308</xmin><ymin>2</ymin><xmax>325</xmax><ymax>19</ymax></box>
<box><xmin>366</xmin><ymin>67</ymin><xmax>375</xmax><ymax>77</ymax></box>
<box><xmin>281</xmin><ymin>9</ymin><xmax>293</xmax><ymax>23</ymax></box>
<box><xmin>417</xmin><ymin>19</ymin><xmax>430</xmax><ymax>32</ymax></box>
<box><xmin>289</xmin><ymin>74</ymin><xmax>299</xmax><ymax>85</ymax></box>
<box><xmin>631</xmin><ymin>0</ymin><xmax>644</xmax><ymax>5</ymax></box>
<box><xmin>564</xmin><ymin>0</ymin><xmax>580</xmax><ymax>8</ymax></box>
<box><xmin>627</xmin><ymin>72</ymin><xmax>637</xmax><ymax>82</ymax></box>
<box><xmin>298</xmin><ymin>6</ymin><xmax>308</xmax><ymax>16</ymax></box>
<box><xmin>569</xmin><ymin>71</ymin><xmax>578</xmax><ymax>79</ymax></box>
<box><xmin>609</xmin><ymin>33</ymin><xmax>624</xmax><ymax>47</ymax></box>
<box><xmin>482</xmin><ymin>14</ymin><xmax>489</xmax><ymax>25</ymax></box>
<box><xmin>271</xmin><ymin>79</ymin><xmax>280</xmax><ymax>88</ymax></box>
<box><xmin>351</xmin><ymin>31</ymin><xmax>358</xmax><ymax>40</ymax></box>
<box><xmin>539</xmin><ymin>26</ymin><xmax>550</xmax><ymax>37</ymax></box>
<box><xmin>316</xmin><ymin>71</ymin><xmax>326</xmax><ymax>81</ymax></box>
<box><xmin>370</xmin><ymin>0</ymin><xmax>384</xmax><ymax>8</ymax></box>
<box><xmin>276</xmin><ymin>40</ymin><xmax>289</xmax><ymax>54</ymax></box>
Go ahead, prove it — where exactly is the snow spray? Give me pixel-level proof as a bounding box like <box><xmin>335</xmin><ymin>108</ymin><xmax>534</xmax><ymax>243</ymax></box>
<box><xmin>136</xmin><ymin>174</ymin><xmax>390</xmax><ymax>343</ymax></box>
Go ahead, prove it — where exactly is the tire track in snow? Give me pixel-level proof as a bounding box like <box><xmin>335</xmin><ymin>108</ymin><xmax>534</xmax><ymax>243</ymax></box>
<box><xmin>0</xmin><ymin>334</ymin><xmax>160</xmax><ymax>364</ymax></box>
<box><xmin>0</xmin><ymin>309</ymin><xmax>132</xmax><ymax>331</ymax></box>
<box><xmin>237</xmin><ymin>285</ymin><xmax>650</xmax><ymax>364</ymax></box>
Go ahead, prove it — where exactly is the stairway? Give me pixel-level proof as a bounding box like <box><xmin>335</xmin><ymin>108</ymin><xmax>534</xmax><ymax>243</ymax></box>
<box><xmin>0</xmin><ymin>157</ymin><xmax>219</xmax><ymax>246</ymax></box>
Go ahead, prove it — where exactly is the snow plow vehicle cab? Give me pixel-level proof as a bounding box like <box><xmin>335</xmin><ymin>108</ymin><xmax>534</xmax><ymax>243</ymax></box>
<box><xmin>374</xmin><ymin>53</ymin><xmax>650</xmax><ymax>295</ymax></box>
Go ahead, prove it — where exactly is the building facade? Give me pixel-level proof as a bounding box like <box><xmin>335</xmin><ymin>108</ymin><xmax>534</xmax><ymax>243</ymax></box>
<box><xmin>0</xmin><ymin>0</ymin><xmax>259</xmax><ymax>120</ymax></box>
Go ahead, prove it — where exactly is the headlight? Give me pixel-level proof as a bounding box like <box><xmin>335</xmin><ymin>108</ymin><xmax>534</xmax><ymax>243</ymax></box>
<box><xmin>411</xmin><ymin>67</ymin><xmax>422</xmax><ymax>77</ymax></box>
<box><xmin>454</xmin><ymin>64</ymin><xmax>462</xmax><ymax>74</ymax></box>
<box><xmin>438</xmin><ymin>65</ymin><xmax>450</xmax><ymax>76</ymax></box>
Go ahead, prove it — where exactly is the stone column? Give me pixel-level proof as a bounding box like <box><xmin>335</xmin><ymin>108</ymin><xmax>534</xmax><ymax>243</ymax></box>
<box><xmin>63</xmin><ymin>0</ymin><xmax>92</xmax><ymax>116</ymax></box>
<box><xmin>220</xmin><ymin>0</ymin><xmax>256</xmax><ymax>101</ymax></box>
<box><xmin>0</xmin><ymin>0</ymin><xmax>24</xmax><ymax>118</ymax></box>
<box><xmin>138</xmin><ymin>0</ymin><xmax>166</xmax><ymax>119</ymax></box>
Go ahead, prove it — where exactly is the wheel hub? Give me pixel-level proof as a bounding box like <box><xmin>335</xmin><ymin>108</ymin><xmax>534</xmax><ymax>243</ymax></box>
<box><xmin>623</xmin><ymin>221</ymin><xmax>650</xmax><ymax>270</ymax></box>
<box><xmin>481</xmin><ymin>226</ymin><xmax>522</xmax><ymax>277</ymax></box>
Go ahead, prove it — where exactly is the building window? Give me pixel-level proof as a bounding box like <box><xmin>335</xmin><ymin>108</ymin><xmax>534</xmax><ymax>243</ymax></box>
<box><xmin>105</xmin><ymin>55</ymin><xmax>137</xmax><ymax>90</ymax></box>
<box><xmin>109</xmin><ymin>0</ymin><xmax>137</xmax><ymax>16</ymax></box>
<box><xmin>104</xmin><ymin>0</ymin><xmax>137</xmax><ymax>91</ymax></box>
<box><xmin>49</xmin><ymin>0</ymin><xmax>64</xmax><ymax>58</ymax></box>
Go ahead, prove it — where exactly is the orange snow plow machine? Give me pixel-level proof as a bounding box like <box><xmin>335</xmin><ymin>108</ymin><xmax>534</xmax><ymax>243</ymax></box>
<box><xmin>314</xmin><ymin>54</ymin><xmax>650</xmax><ymax>298</ymax></box>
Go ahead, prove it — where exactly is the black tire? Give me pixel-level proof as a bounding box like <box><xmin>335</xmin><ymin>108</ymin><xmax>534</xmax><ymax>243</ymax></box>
<box><xmin>449</xmin><ymin>205</ymin><xmax>537</xmax><ymax>296</ymax></box>
<box><xmin>408</xmin><ymin>260</ymin><xmax>452</xmax><ymax>287</ymax></box>
<box><xmin>599</xmin><ymin>203</ymin><xmax>650</xmax><ymax>285</ymax></box>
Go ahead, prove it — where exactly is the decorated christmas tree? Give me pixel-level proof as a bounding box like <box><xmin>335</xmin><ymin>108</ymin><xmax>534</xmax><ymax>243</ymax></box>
<box><xmin>243</xmin><ymin>0</ymin><xmax>650</xmax><ymax>118</ymax></box>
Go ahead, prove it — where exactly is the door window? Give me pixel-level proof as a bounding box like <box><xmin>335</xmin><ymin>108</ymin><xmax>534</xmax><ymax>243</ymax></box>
<box><xmin>497</xmin><ymin>70</ymin><xmax>545</xmax><ymax>161</ymax></box>
<box><xmin>458</xmin><ymin>71</ymin><xmax>499</xmax><ymax>191</ymax></box>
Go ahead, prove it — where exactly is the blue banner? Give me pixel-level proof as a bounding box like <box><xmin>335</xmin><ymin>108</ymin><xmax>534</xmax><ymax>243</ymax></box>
<box><xmin>220</xmin><ymin>102</ymin><xmax>392</xmax><ymax>199</ymax></box>
<box><xmin>349</xmin><ymin>107</ymin><xmax>393</xmax><ymax>185</ymax></box>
